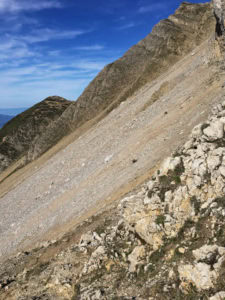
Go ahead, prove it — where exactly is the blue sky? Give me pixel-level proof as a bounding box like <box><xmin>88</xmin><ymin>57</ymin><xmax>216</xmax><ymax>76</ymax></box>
<box><xmin>0</xmin><ymin>0</ymin><xmax>208</xmax><ymax>108</ymax></box>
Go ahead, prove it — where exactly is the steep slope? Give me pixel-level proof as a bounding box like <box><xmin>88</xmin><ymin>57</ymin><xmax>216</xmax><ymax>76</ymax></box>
<box><xmin>1</xmin><ymin>101</ymin><xmax>225</xmax><ymax>299</ymax></box>
<box><xmin>27</xmin><ymin>1</ymin><xmax>215</xmax><ymax>162</ymax></box>
<box><xmin>0</xmin><ymin>1</ymin><xmax>224</xmax><ymax>261</ymax></box>
<box><xmin>0</xmin><ymin>96</ymin><xmax>72</xmax><ymax>173</ymax></box>
<box><xmin>0</xmin><ymin>1</ymin><xmax>224</xmax><ymax>298</ymax></box>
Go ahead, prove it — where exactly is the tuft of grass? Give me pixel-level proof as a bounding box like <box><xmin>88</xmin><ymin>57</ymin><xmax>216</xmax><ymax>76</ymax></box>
<box><xmin>155</xmin><ymin>215</ymin><xmax>166</xmax><ymax>227</ymax></box>
<box><xmin>190</xmin><ymin>196</ymin><xmax>201</xmax><ymax>215</ymax></box>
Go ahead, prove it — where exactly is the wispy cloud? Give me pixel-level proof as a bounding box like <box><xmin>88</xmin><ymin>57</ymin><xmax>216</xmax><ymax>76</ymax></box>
<box><xmin>20</xmin><ymin>28</ymin><xmax>87</xmax><ymax>44</ymax></box>
<box><xmin>117</xmin><ymin>22</ymin><xmax>137</xmax><ymax>30</ymax></box>
<box><xmin>138</xmin><ymin>3</ymin><xmax>165</xmax><ymax>14</ymax></box>
<box><xmin>73</xmin><ymin>45</ymin><xmax>104</xmax><ymax>51</ymax></box>
<box><xmin>0</xmin><ymin>0</ymin><xmax>62</xmax><ymax>13</ymax></box>
<box><xmin>0</xmin><ymin>0</ymin><xmax>117</xmax><ymax>108</ymax></box>
<box><xmin>0</xmin><ymin>58</ymin><xmax>109</xmax><ymax>107</ymax></box>
<box><xmin>0</xmin><ymin>39</ymin><xmax>38</xmax><ymax>61</ymax></box>
<box><xmin>0</xmin><ymin>27</ymin><xmax>88</xmax><ymax>63</ymax></box>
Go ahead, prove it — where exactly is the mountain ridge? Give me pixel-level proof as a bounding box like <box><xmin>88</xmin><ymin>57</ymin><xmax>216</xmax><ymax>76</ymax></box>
<box><xmin>26</xmin><ymin>1</ymin><xmax>216</xmax><ymax>162</ymax></box>
<box><xmin>0</xmin><ymin>96</ymin><xmax>72</xmax><ymax>173</ymax></box>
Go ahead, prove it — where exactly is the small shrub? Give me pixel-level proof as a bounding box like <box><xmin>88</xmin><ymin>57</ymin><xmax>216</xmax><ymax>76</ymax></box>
<box><xmin>190</xmin><ymin>196</ymin><xmax>200</xmax><ymax>215</ymax></box>
<box><xmin>155</xmin><ymin>215</ymin><xmax>166</xmax><ymax>227</ymax></box>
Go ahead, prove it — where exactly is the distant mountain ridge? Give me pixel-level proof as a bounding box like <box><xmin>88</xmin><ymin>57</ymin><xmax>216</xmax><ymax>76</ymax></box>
<box><xmin>0</xmin><ymin>108</ymin><xmax>27</xmax><ymax>128</ymax></box>
<box><xmin>0</xmin><ymin>96</ymin><xmax>72</xmax><ymax>173</ymax></box>
<box><xmin>0</xmin><ymin>114</ymin><xmax>13</xmax><ymax>128</ymax></box>
<box><xmin>0</xmin><ymin>108</ymin><xmax>27</xmax><ymax>116</ymax></box>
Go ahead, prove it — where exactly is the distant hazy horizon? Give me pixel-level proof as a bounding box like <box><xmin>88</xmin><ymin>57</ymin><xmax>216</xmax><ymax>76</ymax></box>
<box><xmin>0</xmin><ymin>107</ymin><xmax>27</xmax><ymax>115</ymax></box>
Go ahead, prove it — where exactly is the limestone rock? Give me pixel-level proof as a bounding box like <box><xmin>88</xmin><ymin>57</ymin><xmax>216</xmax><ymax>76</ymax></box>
<box><xmin>210</xmin><ymin>291</ymin><xmax>225</xmax><ymax>300</ymax></box>
<box><xmin>207</xmin><ymin>154</ymin><xmax>222</xmax><ymax>171</ymax></box>
<box><xmin>161</xmin><ymin>156</ymin><xmax>181</xmax><ymax>175</ymax></box>
<box><xmin>82</xmin><ymin>246</ymin><xmax>107</xmax><ymax>275</ymax></box>
<box><xmin>179</xmin><ymin>245</ymin><xmax>225</xmax><ymax>291</ymax></box>
<box><xmin>128</xmin><ymin>246</ymin><xmax>146</xmax><ymax>272</ymax></box>
<box><xmin>178</xmin><ymin>262</ymin><xmax>216</xmax><ymax>290</ymax></box>
<box><xmin>191</xmin><ymin>124</ymin><xmax>204</xmax><ymax>139</ymax></box>
<box><xmin>79</xmin><ymin>231</ymin><xmax>102</xmax><ymax>248</ymax></box>
<box><xmin>203</xmin><ymin>121</ymin><xmax>224</xmax><ymax>141</ymax></box>
<box><xmin>193</xmin><ymin>244</ymin><xmax>225</xmax><ymax>262</ymax></box>
<box><xmin>219</xmin><ymin>165</ymin><xmax>225</xmax><ymax>177</ymax></box>
<box><xmin>213</xmin><ymin>0</ymin><xmax>225</xmax><ymax>37</ymax></box>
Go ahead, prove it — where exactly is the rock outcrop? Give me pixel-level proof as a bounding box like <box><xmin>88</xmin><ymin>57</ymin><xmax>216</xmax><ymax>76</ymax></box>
<box><xmin>213</xmin><ymin>0</ymin><xmax>225</xmax><ymax>37</ymax></box>
<box><xmin>0</xmin><ymin>96</ymin><xmax>72</xmax><ymax>173</ymax></box>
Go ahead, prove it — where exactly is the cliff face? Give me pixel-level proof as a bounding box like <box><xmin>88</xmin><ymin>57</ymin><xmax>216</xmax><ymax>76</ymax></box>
<box><xmin>0</xmin><ymin>96</ymin><xmax>72</xmax><ymax>173</ymax></box>
<box><xmin>214</xmin><ymin>0</ymin><xmax>225</xmax><ymax>37</ymax></box>
<box><xmin>27</xmin><ymin>1</ymin><xmax>215</xmax><ymax>162</ymax></box>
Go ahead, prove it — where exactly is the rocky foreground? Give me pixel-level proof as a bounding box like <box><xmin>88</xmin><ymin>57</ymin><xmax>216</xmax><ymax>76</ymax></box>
<box><xmin>1</xmin><ymin>101</ymin><xmax>225</xmax><ymax>299</ymax></box>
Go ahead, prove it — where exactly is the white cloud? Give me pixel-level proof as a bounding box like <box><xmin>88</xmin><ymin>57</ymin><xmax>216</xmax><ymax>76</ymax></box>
<box><xmin>0</xmin><ymin>28</ymin><xmax>88</xmax><ymax>63</ymax></box>
<box><xmin>138</xmin><ymin>3</ymin><xmax>165</xmax><ymax>14</ymax></box>
<box><xmin>74</xmin><ymin>45</ymin><xmax>104</xmax><ymax>51</ymax></box>
<box><xmin>74</xmin><ymin>61</ymin><xmax>107</xmax><ymax>71</ymax></box>
<box><xmin>0</xmin><ymin>0</ymin><xmax>62</xmax><ymax>13</ymax></box>
<box><xmin>0</xmin><ymin>39</ymin><xmax>38</xmax><ymax>61</ymax></box>
<box><xmin>0</xmin><ymin>57</ymin><xmax>110</xmax><ymax>107</ymax></box>
<box><xmin>0</xmin><ymin>0</ymin><xmax>113</xmax><ymax>108</ymax></box>
<box><xmin>20</xmin><ymin>28</ymin><xmax>86</xmax><ymax>43</ymax></box>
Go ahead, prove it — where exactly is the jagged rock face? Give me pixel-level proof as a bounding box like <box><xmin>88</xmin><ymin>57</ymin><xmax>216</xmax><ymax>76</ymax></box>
<box><xmin>27</xmin><ymin>1</ymin><xmax>215</xmax><ymax>162</ymax></box>
<box><xmin>178</xmin><ymin>245</ymin><xmax>225</xmax><ymax>291</ymax></box>
<box><xmin>213</xmin><ymin>0</ymin><xmax>225</xmax><ymax>36</ymax></box>
<box><xmin>122</xmin><ymin>101</ymin><xmax>225</xmax><ymax>251</ymax></box>
<box><xmin>0</xmin><ymin>96</ymin><xmax>72</xmax><ymax>173</ymax></box>
<box><xmin>213</xmin><ymin>0</ymin><xmax>225</xmax><ymax>66</ymax></box>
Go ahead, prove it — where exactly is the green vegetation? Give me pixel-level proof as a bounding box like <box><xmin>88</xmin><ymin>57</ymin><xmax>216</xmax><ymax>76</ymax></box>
<box><xmin>190</xmin><ymin>196</ymin><xmax>201</xmax><ymax>215</ymax></box>
<box><xmin>155</xmin><ymin>215</ymin><xmax>166</xmax><ymax>227</ymax></box>
<box><xmin>157</xmin><ymin>161</ymin><xmax>184</xmax><ymax>202</ymax></box>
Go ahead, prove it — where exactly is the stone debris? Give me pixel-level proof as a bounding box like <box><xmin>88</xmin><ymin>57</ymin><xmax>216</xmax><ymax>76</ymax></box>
<box><xmin>0</xmin><ymin>100</ymin><xmax>224</xmax><ymax>299</ymax></box>
<box><xmin>128</xmin><ymin>246</ymin><xmax>146</xmax><ymax>272</ymax></box>
<box><xmin>210</xmin><ymin>291</ymin><xmax>225</xmax><ymax>300</ymax></box>
<box><xmin>178</xmin><ymin>245</ymin><xmax>225</xmax><ymax>291</ymax></box>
